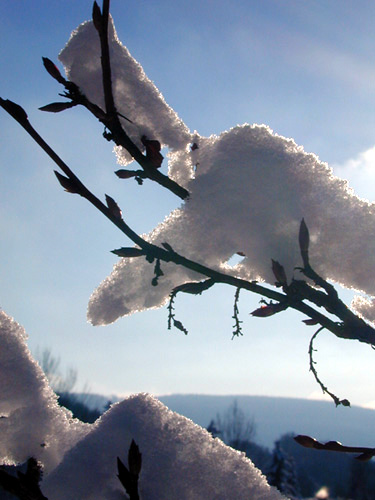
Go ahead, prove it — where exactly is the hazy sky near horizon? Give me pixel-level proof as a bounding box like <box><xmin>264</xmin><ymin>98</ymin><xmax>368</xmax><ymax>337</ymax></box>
<box><xmin>2</xmin><ymin>1</ymin><xmax>375</xmax><ymax>408</ymax></box>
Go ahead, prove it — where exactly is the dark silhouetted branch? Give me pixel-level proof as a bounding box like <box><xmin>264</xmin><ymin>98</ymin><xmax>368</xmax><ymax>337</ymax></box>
<box><xmin>294</xmin><ymin>435</ymin><xmax>375</xmax><ymax>462</ymax></box>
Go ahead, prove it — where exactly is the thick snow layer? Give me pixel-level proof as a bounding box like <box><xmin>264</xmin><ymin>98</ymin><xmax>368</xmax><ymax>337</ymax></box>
<box><xmin>0</xmin><ymin>311</ymin><xmax>89</xmax><ymax>472</ymax></box>
<box><xmin>59</xmin><ymin>19</ymin><xmax>192</xmax><ymax>165</ymax></box>
<box><xmin>43</xmin><ymin>393</ymin><xmax>286</xmax><ymax>500</ymax></box>
<box><xmin>59</xmin><ymin>19</ymin><xmax>375</xmax><ymax>325</ymax></box>
<box><xmin>0</xmin><ymin>310</ymin><xmax>285</xmax><ymax>499</ymax></box>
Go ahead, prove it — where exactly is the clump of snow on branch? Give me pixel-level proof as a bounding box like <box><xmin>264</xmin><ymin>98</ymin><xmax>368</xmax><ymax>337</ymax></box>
<box><xmin>60</xmin><ymin>19</ymin><xmax>375</xmax><ymax>326</ymax></box>
<box><xmin>0</xmin><ymin>311</ymin><xmax>89</xmax><ymax>472</ymax></box>
<box><xmin>0</xmin><ymin>310</ymin><xmax>285</xmax><ymax>499</ymax></box>
<box><xmin>59</xmin><ymin>18</ymin><xmax>192</xmax><ymax>167</ymax></box>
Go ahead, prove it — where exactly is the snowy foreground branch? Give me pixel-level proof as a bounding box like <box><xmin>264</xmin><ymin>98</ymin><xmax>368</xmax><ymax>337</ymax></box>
<box><xmin>0</xmin><ymin>311</ymin><xmax>286</xmax><ymax>499</ymax></box>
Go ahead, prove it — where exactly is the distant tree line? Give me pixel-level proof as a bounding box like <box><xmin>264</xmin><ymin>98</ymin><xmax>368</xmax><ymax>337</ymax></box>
<box><xmin>209</xmin><ymin>401</ymin><xmax>375</xmax><ymax>499</ymax></box>
<box><xmin>37</xmin><ymin>349</ymin><xmax>107</xmax><ymax>424</ymax></box>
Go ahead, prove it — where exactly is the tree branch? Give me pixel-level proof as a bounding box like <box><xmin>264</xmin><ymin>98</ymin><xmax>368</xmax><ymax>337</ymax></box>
<box><xmin>294</xmin><ymin>435</ymin><xmax>375</xmax><ymax>462</ymax></box>
<box><xmin>39</xmin><ymin>49</ymin><xmax>189</xmax><ymax>200</ymax></box>
<box><xmin>2</xmin><ymin>97</ymin><xmax>375</xmax><ymax>352</ymax></box>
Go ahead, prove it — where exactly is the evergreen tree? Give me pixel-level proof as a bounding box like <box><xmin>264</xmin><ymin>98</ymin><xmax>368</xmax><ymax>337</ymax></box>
<box><xmin>267</xmin><ymin>440</ymin><xmax>301</xmax><ymax>499</ymax></box>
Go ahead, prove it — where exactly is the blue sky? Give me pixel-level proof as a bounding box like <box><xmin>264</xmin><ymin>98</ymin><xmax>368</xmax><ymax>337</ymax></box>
<box><xmin>2</xmin><ymin>1</ymin><xmax>375</xmax><ymax>407</ymax></box>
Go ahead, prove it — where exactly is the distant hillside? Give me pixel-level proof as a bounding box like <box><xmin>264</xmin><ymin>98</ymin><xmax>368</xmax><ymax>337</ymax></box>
<box><xmin>76</xmin><ymin>393</ymin><xmax>375</xmax><ymax>449</ymax></box>
<box><xmin>158</xmin><ymin>394</ymin><xmax>375</xmax><ymax>449</ymax></box>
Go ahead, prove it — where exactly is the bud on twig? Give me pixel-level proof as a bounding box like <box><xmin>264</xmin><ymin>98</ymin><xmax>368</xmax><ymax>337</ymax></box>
<box><xmin>128</xmin><ymin>439</ymin><xmax>142</xmax><ymax>476</ymax></box>
<box><xmin>111</xmin><ymin>247</ymin><xmax>145</xmax><ymax>258</ymax></box>
<box><xmin>92</xmin><ymin>1</ymin><xmax>102</xmax><ymax>31</ymax></box>
<box><xmin>251</xmin><ymin>302</ymin><xmax>288</xmax><ymax>317</ymax></box>
<box><xmin>299</xmin><ymin>218</ymin><xmax>310</xmax><ymax>268</ymax></box>
<box><xmin>54</xmin><ymin>171</ymin><xmax>81</xmax><ymax>194</ymax></box>
<box><xmin>42</xmin><ymin>58</ymin><xmax>66</xmax><ymax>84</ymax></box>
<box><xmin>39</xmin><ymin>102</ymin><xmax>77</xmax><ymax>113</ymax></box>
<box><xmin>141</xmin><ymin>135</ymin><xmax>163</xmax><ymax>168</ymax></box>
<box><xmin>105</xmin><ymin>194</ymin><xmax>122</xmax><ymax>219</ymax></box>
<box><xmin>115</xmin><ymin>169</ymin><xmax>139</xmax><ymax>179</ymax></box>
<box><xmin>173</xmin><ymin>279</ymin><xmax>215</xmax><ymax>295</ymax></box>
<box><xmin>271</xmin><ymin>259</ymin><xmax>287</xmax><ymax>286</ymax></box>
<box><xmin>117</xmin><ymin>440</ymin><xmax>141</xmax><ymax>499</ymax></box>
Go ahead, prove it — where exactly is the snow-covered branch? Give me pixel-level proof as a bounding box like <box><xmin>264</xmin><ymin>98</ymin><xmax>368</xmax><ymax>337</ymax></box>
<box><xmin>2</xmin><ymin>0</ymin><xmax>375</xmax><ymax>407</ymax></box>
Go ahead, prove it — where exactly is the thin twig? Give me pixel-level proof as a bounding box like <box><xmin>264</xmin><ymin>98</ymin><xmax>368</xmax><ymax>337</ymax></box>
<box><xmin>40</xmin><ymin>57</ymin><xmax>189</xmax><ymax>199</ymax></box>
<box><xmin>308</xmin><ymin>327</ymin><xmax>350</xmax><ymax>407</ymax></box>
<box><xmin>232</xmin><ymin>288</ymin><xmax>243</xmax><ymax>338</ymax></box>
<box><xmin>167</xmin><ymin>290</ymin><xmax>188</xmax><ymax>334</ymax></box>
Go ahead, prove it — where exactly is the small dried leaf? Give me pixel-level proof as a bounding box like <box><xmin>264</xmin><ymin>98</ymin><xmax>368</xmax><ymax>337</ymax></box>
<box><xmin>42</xmin><ymin>57</ymin><xmax>66</xmax><ymax>84</ymax></box>
<box><xmin>173</xmin><ymin>319</ymin><xmax>188</xmax><ymax>335</ymax></box>
<box><xmin>105</xmin><ymin>194</ymin><xmax>122</xmax><ymax>219</ymax></box>
<box><xmin>173</xmin><ymin>279</ymin><xmax>215</xmax><ymax>295</ymax></box>
<box><xmin>251</xmin><ymin>306</ymin><xmax>276</xmax><ymax>317</ymax></box>
<box><xmin>141</xmin><ymin>135</ymin><xmax>163</xmax><ymax>168</ymax></box>
<box><xmin>39</xmin><ymin>101</ymin><xmax>76</xmax><ymax>113</ymax></box>
<box><xmin>251</xmin><ymin>302</ymin><xmax>286</xmax><ymax>317</ymax></box>
<box><xmin>54</xmin><ymin>171</ymin><xmax>80</xmax><ymax>194</ymax></box>
<box><xmin>111</xmin><ymin>247</ymin><xmax>145</xmax><ymax>258</ymax></box>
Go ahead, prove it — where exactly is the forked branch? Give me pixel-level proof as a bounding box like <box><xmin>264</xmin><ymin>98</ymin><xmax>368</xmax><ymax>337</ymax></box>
<box><xmin>2</xmin><ymin>96</ymin><xmax>375</xmax><ymax>351</ymax></box>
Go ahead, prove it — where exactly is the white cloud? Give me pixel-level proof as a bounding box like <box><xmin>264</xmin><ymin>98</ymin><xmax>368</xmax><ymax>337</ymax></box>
<box><xmin>307</xmin><ymin>391</ymin><xmax>332</xmax><ymax>403</ymax></box>
<box><xmin>360</xmin><ymin>400</ymin><xmax>375</xmax><ymax>410</ymax></box>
